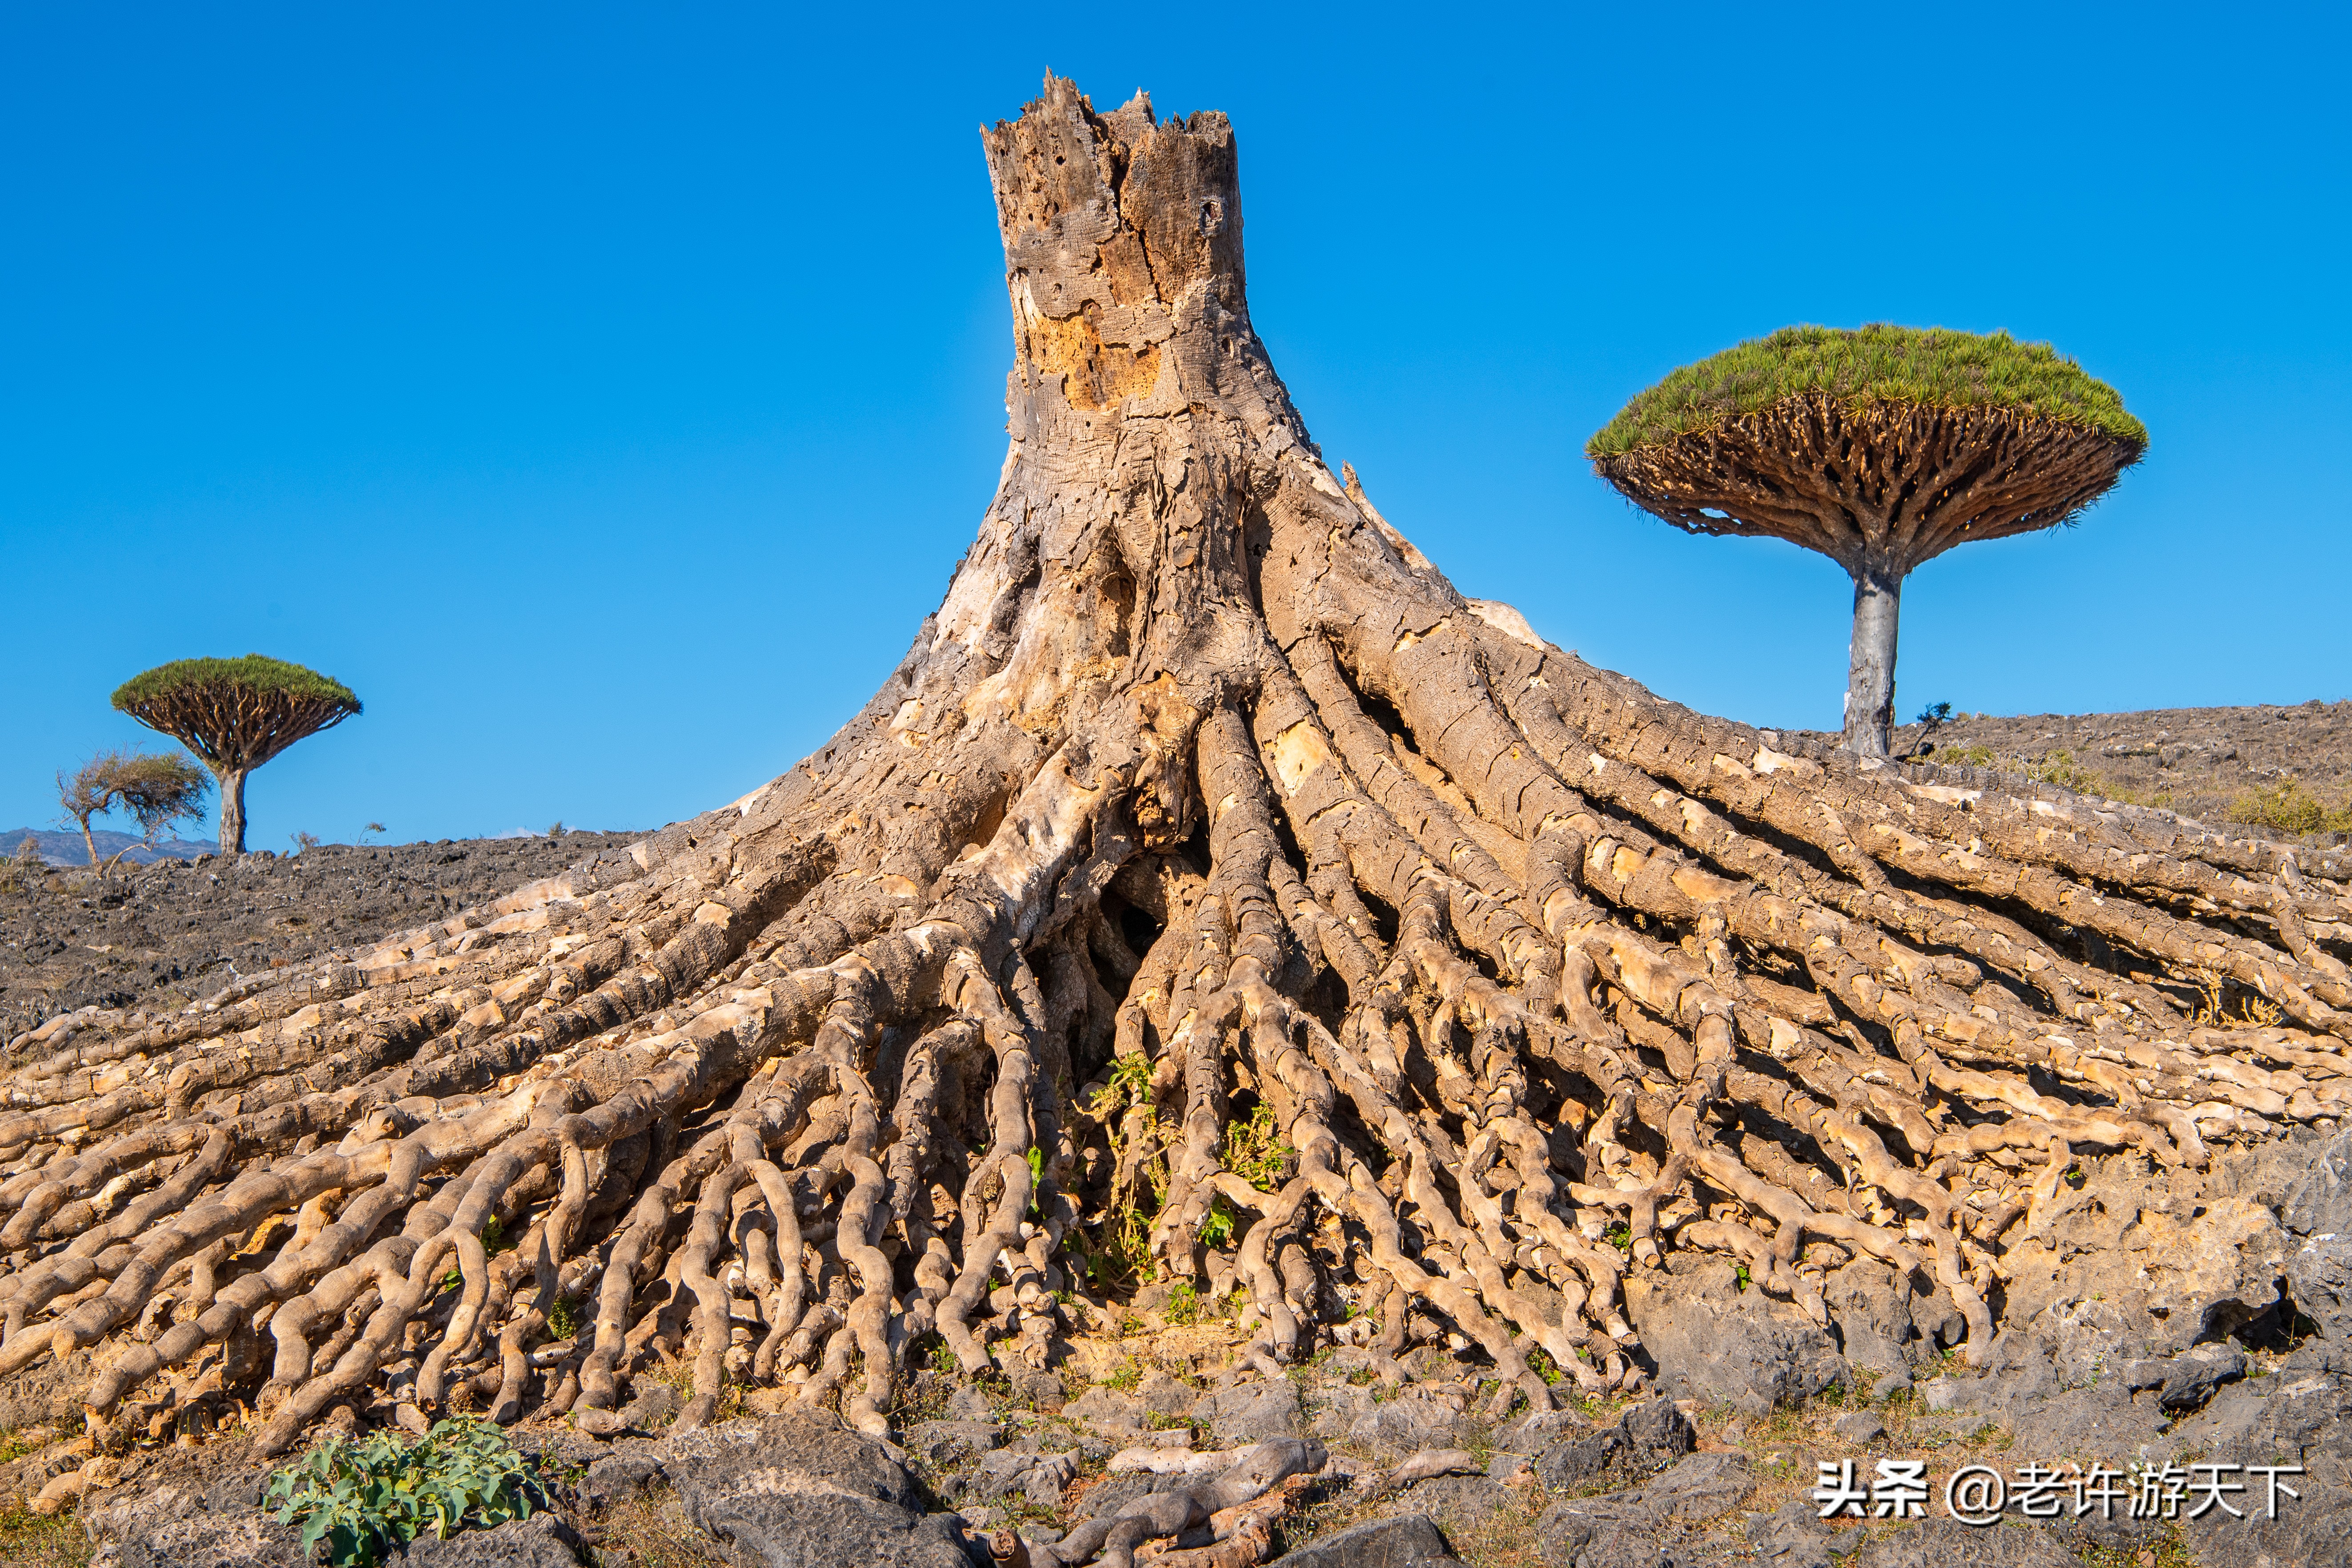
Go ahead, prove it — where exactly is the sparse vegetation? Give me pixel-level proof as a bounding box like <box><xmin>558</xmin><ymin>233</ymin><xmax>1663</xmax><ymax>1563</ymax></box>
<box><xmin>0</xmin><ymin>1503</ymin><xmax>89</xmax><ymax>1568</ymax></box>
<box><xmin>2025</xmin><ymin>748</ymin><xmax>2103</xmax><ymax>795</ymax></box>
<box><xmin>265</xmin><ymin>1415</ymin><xmax>549</xmax><ymax>1568</ymax></box>
<box><xmin>1222</xmin><ymin>1099</ymin><xmax>1293</xmax><ymax>1191</ymax></box>
<box><xmin>2227</xmin><ymin>779</ymin><xmax>2352</xmax><ymax>836</ymax></box>
<box><xmin>54</xmin><ymin>749</ymin><xmax>209</xmax><ymax>872</ymax></box>
<box><xmin>1</xmin><ymin>838</ymin><xmax>45</xmax><ymax>895</ymax></box>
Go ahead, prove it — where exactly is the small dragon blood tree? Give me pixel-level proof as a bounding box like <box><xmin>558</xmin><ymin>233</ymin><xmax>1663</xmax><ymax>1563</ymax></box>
<box><xmin>112</xmin><ymin>654</ymin><xmax>361</xmax><ymax>854</ymax></box>
<box><xmin>1588</xmin><ymin>326</ymin><xmax>2146</xmax><ymax>757</ymax></box>
<box><xmin>0</xmin><ymin>86</ymin><xmax>2345</xmax><ymax>1546</ymax></box>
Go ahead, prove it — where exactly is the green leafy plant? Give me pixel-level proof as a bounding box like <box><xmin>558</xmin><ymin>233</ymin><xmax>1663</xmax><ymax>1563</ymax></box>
<box><xmin>265</xmin><ymin>1416</ymin><xmax>549</xmax><ymax>1568</ymax></box>
<box><xmin>1198</xmin><ymin>1195</ymin><xmax>1236</xmax><ymax>1250</ymax></box>
<box><xmin>1603</xmin><ymin>1221</ymin><xmax>1632</xmax><ymax>1253</ymax></box>
<box><xmin>1221</xmin><ymin>1100</ymin><xmax>1293</xmax><ymax>1192</ymax></box>
<box><xmin>1733</xmin><ymin>1262</ymin><xmax>1752</xmax><ymax>1292</ymax></box>
<box><xmin>544</xmin><ymin>1291</ymin><xmax>580</xmax><ymax>1340</ymax></box>
<box><xmin>1165</xmin><ymin>1280</ymin><xmax>1201</xmax><ymax>1326</ymax></box>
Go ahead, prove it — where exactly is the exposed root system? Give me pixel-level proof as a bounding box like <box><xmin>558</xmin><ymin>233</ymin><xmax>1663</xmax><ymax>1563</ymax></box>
<box><xmin>4</xmin><ymin>79</ymin><xmax>2348</xmax><ymax>1483</ymax></box>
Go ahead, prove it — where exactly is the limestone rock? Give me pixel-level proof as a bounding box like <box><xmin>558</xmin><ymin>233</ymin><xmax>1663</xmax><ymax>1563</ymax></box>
<box><xmin>1830</xmin><ymin>1411</ymin><xmax>1885</xmax><ymax>1443</ymax></box>
<box><xmin>1346</xmin><ymin>1395</ymin><xmax>1469</xmax><ymax>1459</ymax></box>
<box><xmin>2284</xmin><ymin>1128</ymin><xmax>2352</xmax><ymax>1346</ymax></box>
<box><xmin>2127</xmin><ymin>1196</ymin><xmax>2289</xmax><ymax>1351</ymax></box>
<box><xmin>1534</xmin><ymin>1451</ymin><xmax>1752</xmax><ymax>1565</ymax></box>
<box><xmin>79</xmin><ymin>1447</ymin><xmax>304</xmax><ymax>1568</ymax></box>
<box><xmin>1192</xmin><ymin>1376</ymin><xmax>1304</xmax><ymax>1443</ymax></box>
<box><xmin>397</xmin><ymin>1512</ymin><xmax>588</xmax><ymax>1566</ymax></box>
<box><xmin>2159</xmin><ymin>1344</ymin><xmax>2247</xmax><ymax>1412</ymax></box>
<box><xmin>1533</xmin><ymin>1397</ymin><xmax>1694</xmax><ymax>1494</ymax></box>
<box><xmin>1624</xmin><ymin>1256</ymin><xmax>1844</xmax><ymax>1414</ymax></box>
<box><xmin>904</xmin><ymin>1420</ymin><xmax>1005</xmax><ymax>1468</ymax></box>
<box><xmin>1844</xmin><ymin>1517</ymin><xmax>2080</xmax><ymax>1566</ymax></box>
<box><xmin>1267</xmin><ymin>1513</ymin><xmax>1460</xmax><ymax>1567</ymax></box>
<box><xmin>660</xmin><ymin>1407</ymin><xmax>988</xmax><ymax>1568</ymax></box>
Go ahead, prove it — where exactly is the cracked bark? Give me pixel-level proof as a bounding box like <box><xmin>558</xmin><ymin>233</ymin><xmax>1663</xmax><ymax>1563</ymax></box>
<box><xmin>0</xmin><ymin>79</ymin><xmax>2345</xmax><ymax>1504</ymax></box>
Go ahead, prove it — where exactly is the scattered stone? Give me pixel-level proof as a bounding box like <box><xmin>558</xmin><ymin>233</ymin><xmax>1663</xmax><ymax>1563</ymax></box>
<box><xmin>581</xmin><ymin>1448</ymin><xmax>665</xmax><ymax>1508</ymax></box>
<box><xmin>2284</xmin><ymin>1129</ymin><xmax>2352</xmax><ymax>1345</ymax></box>
<box><xmin>1192</xmin><ymin>1376</ymin><xmax>1303</xmax><ymax>1443</ymax></box>
<box><xmin>1008</xmin><ymin>1367</ymin><xmax>1066</xmax><ymax>1411</ymax></box>
<box><xmin>1064</xmin><ymin>1383</ymin><xmax>1145</xmax><ymax>1433</ymax></box>
<box><xmin>1346</xmin><ymin>1394</ymin><xmax>1468</xmax><ymax>1459</ymax></box>
<box><xmin>1752</xmin><ymin>1498</ymin><xmax>1831</xmax><ymax>1568</ymax></box>
<box><xmin>1267</xmin><ymin>1512</ymin><xmax>1459</xmax><ymax>1567</ymax></box>
<box><xmin>1486</xmin><ymin>1452</ymin><xmax>1532</xmax><ymax>1484</ymax></box>
<box><xmin>1497</xmin><ymin>1406</ymin><xmax>1585</xmax><ymax>1448</ymax></box>
<box><xmin>2159</xmin><ymin>1345</ymin><xmax>2247</xmax><ymax>1411</ymax></box>
<box><xmin>80</xmin><ymin>1450</ymin><xmax>306</xmax><ymax>1568</ymax></box>
<box><xmin>396</xmin><ymin>1512</ymin><xmax>587</xmax><ymax>1566</ymax></box>
<box><xmin>1535</xmin><ymin>1451</ymin><xmax>1753</xmax><ymax>1564</ymax></box>
<box><xmin>1533</xmin><ymin>1397</ymin><xmax>1695</xmax><ymax>1493</ymax></box>
<box><xmin>1845</xmin><ymin>1516</ymin><xmax>2078</xmax><ymax>1566</ymax></box>
<box><xmin>1830</xmin><ymin>1411</ymin><xmax>1885</xmax><ymax>1444</ymax></box>
<box><xmin>1624</xmin><ymin>1256</ymin><xmax>1845</xmax><ymax>1414</ymax></box>
<box><xmin>1138</xmin><ymin>1368</ymin><xmax>1195</xmax><ymax>1414</ymax></box>
<box><xmin>905</xmin><ymin>1420</ymin><xmax>1004</xmax><ymax>1468</ymax></box>
<box><xmin>659</xmin><ymin>1407</ymin><xmax>988</xmax><ymax>1567</ymax></box>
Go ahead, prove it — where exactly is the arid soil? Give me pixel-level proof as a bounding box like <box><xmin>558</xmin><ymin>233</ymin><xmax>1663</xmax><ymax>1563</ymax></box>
<box><xmin>1787</xmin><ymin>700</ymin><xmax>2352</xmax><ymax>840</ymax></box>
<box><xmin>0</xmin><ymin>832</ymin><xmax>641</xmax><ymax>1041</ymax></box>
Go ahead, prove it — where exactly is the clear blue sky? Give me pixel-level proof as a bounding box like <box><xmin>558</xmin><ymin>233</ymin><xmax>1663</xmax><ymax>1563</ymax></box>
<box><xmin>4</xmin><ymin>5</ymin><xmax>2346</xmax><ymax>848</ymax></box>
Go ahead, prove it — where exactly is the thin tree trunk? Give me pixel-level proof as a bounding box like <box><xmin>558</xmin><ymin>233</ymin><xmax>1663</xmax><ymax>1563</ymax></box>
<box><xmin>216</xmin><ymin>767</ymin><xmax>248</xmax><ymax>855</ymax></box>
<box><xmin>76</xmin><ymin>818</ymin><xmax>100</xmax><ymax>872</ymax></box>
<box><xmin>1843</xmin><ymin>560</ymin><xmax>1902</xmax><ymax>757</ymax></box>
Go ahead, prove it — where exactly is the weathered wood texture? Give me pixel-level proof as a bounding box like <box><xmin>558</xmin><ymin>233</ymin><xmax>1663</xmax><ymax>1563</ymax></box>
<box><xmin>0</xmin><ymin>81</ymin><xmax>2345</xmax><ymax>1522</ymax></box>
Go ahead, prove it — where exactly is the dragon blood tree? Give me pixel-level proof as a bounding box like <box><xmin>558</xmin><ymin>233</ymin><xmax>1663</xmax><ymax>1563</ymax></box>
<box><xmin>111</xmin><ymin>654</ymin><xmax>361</xmax><ymax>855</ymax></box>
<box><xmin>1588</xmin><ymin>326</ymin><xmax>2146</xmax><ymax>758</ymax></box>
<box><xmin>2</xmin><ymin>82</ymin><xmax>2348</xmax><ymax>1514</ymax></box>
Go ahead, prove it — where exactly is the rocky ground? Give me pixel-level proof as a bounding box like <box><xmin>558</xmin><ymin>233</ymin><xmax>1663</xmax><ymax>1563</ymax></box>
<box><xmin>2</xmin><ymin>1119</ymin><xmax>2344</xmax><ymax>1567</ymax></box>
<box><xmin>0</xmin><ymin>832</ymin><xmax>643</xmax><ymax>1040</ymax></box>
<box><xmin>3</xmin><ymin>779</ymin><xmax>2350</xmax><ymax>1568</ymax></box>
<box><xmin>1787</xmin><ymin>700</ymin><xmax>2352</xmax><ymax>843</ymax></box>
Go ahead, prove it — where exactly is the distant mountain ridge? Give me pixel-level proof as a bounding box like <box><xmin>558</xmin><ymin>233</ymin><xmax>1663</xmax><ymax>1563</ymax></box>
<box><xmin>0</xmin><ymin>827</ymin><xmax>220</xmax><ymax>866</ymax></box>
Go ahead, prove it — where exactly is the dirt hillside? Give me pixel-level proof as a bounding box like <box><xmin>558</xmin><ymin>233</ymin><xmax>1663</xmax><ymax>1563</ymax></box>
<box><xmin>1780</xmin><ymin>699</ymin><xmax>2352</xmax><ymax>843</ymax></box>
<box><xmin>0</xmin><ymin>830</ymin><xmax>641</xmax><ymax>1040</ymax></box>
